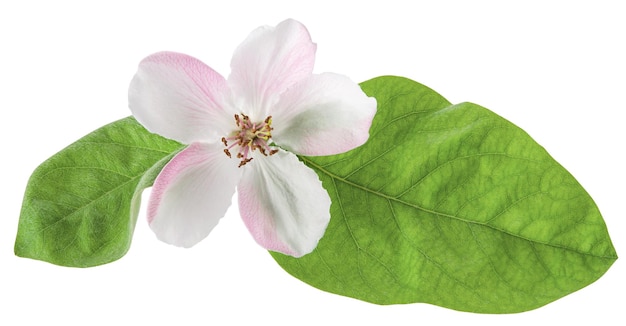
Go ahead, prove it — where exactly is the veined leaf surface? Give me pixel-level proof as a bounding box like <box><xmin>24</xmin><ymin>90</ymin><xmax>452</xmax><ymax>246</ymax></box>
<box><xmin>15</xmin><ymin>117</ymin><xmax>184</xmax><ymax>267</ymax></box>
<box><xmin>272</xmin><ymin>76</ymin><xmax>617</xmax><ymax>313</ymax></box>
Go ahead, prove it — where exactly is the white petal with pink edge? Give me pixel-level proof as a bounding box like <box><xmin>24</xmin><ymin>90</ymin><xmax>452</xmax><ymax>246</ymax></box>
<box><xmin>149</xmin><ymin>143</ymin><xmax>242</xmax><ymax>248</ymax></box>
<box><xmin>237</xmin><ymin>150</ymin><xmax>331</xmax><ymax>257</ymax></box>
<box><xmin>228</xmin><ymin>19</ymin><xmax>317</xmax><ymax>119</ymax></box>
<box><xmin>129</xmin><ymin>51</ymin><xmax>233</xmax><ymax>144</ymax></box>
<box><xmin>271</xmin><ymin>72</ymin><xmax>377</xmax><ymax>156</ymax></box>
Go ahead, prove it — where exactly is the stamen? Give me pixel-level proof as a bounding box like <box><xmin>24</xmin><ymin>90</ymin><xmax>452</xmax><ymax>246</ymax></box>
<box><xmin>222</xmin><ymin>114</ymin><xmax>277</xmax><ymax>167</ymax></box>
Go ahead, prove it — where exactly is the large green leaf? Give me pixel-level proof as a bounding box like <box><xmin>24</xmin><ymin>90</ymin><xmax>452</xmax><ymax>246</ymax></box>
<box><xmin>15</xmin><ymin>117</ymin><xmax>185</xmax><ymax>267</ymax></box>
<box><xmin>272</xmin><ymin>76</ymin><xmax>617</xmax><ymax>313</ymax></box>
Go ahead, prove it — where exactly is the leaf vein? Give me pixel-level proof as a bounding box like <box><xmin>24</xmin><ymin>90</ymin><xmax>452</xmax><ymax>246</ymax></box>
<box><xmin>304</xmin><ymin>157</ymin><xmax>613</xmax><ymax>259</ymax></box>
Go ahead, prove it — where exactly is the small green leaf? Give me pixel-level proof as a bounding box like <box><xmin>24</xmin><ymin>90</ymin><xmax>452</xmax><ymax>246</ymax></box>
<box><xmin>15</xmin><ymin>117</ymin><xmax>185</xmax><ymax>267</ymax></box>
<box><xmin>272</xmin><ymin>76</ymin><xmax>617</xmax><ymax>313</ymax></box>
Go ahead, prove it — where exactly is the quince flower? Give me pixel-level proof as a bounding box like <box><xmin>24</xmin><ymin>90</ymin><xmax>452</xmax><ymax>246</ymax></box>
<box><xmin>128</xmin><ymin>19</ymin><xmax>377</xmax><ymax>257</ymax></box>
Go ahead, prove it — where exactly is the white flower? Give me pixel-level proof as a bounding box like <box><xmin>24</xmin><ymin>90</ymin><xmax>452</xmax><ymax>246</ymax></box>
<box><xmin>128</xmin><ymin>19</ymin><xmax>377</xmax><ymax>257</ymax></box>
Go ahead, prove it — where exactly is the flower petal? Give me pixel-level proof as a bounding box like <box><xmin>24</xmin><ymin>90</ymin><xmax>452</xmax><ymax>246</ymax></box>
<box><xmin>228</xmin><ymin>19</ymin><xmax>317</xmax><ymax>119</ymax></box>
<box><xmin>238</xmin><ymin>151</ymin><xmax>331</xmax><ymax>257</ymax></box>
<box><xmin>271</xmin><ymin>72</ymin><xmax>377</xmax><ymax>156</ymax></box>
<box><xmin>149</xmin><ymin>142</ymin><xmax>242</xmax><ymax>248</ymax></box>
<box><xmin>129</xmin><ymin>51</ymin><xmax>233</xmax><ymax>144</ymax></box>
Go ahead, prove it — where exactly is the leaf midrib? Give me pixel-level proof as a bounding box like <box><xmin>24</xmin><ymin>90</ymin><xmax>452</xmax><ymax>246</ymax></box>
<box><xmin>302</xmin><ymin>157</ymin><xmax>616</xmax><ymax>260</ymax></box>
<box><xmin>33</xmin><ymin>141</ymin><xmax>176</xmax><ymax>236</ymax></box>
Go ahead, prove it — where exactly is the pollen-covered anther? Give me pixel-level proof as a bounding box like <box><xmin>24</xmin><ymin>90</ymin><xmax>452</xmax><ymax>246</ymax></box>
<box><xmin>238</xmin><ymin>158</ymin><xmax>253</xmax><ymax>168</ymax></box>
<box><xmin>222</xmin><ymin>114</ymin><xmax>276</xmax><ymax>167</ymax></box>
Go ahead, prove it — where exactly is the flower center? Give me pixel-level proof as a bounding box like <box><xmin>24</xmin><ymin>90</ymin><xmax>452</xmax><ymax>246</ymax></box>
<box><xmin>222</xmin><ymin>114</ymin><xmax>278</xmax><ymax>167</ymax></box>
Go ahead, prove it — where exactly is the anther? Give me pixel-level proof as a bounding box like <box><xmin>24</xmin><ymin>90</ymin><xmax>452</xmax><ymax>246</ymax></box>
<box><xmin>238</xmin><ymin>158</ymin><xmax>253</xmax><ymax>168</ymax></box>
<box><xmin>223</xmin><ymin>114</ymin><xmax>275</xmax><ymax>167</ymax></box>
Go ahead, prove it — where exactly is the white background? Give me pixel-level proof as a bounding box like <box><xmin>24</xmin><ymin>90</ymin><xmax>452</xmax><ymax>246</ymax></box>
<box><xmin>1</xmin><ymin>1</ymin><xmax>624</xmax><ymax>325</ymax></box>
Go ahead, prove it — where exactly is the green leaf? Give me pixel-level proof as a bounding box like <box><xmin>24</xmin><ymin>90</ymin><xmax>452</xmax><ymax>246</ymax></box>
<box><xmin>272</xmin><ymin>76</ymin><xmax>617</xmax><ymax>313</ymax></box>
<box><xmin>15</xmin><ymin>117</ymin><xmax>185</xmax><ymax>267</ymax></box>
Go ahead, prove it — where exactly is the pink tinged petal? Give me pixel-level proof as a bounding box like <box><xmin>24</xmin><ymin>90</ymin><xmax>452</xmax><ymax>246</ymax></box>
<box><xmin>129</xmin><ymin>51</ymin><xmax>234</xmax><ymax>144</ymax></box>
<box><xmin>228</xmin><ymin>19</ymin><xmax>317</xmax><ymax>119</ymax></box>
<box><xmin>271</xmin><ymin>72</ymin><xmax>378</xmax><ymax>156</ymax></box>
<box><xmin>149</xmin><ymin>142</ymin><xmax>242</xmax><ymax>248</ymax></box>
<box><xmin>238</xmin><ymin>151</ymin><xmax>331</xmax><ymax>257</ymax></box>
